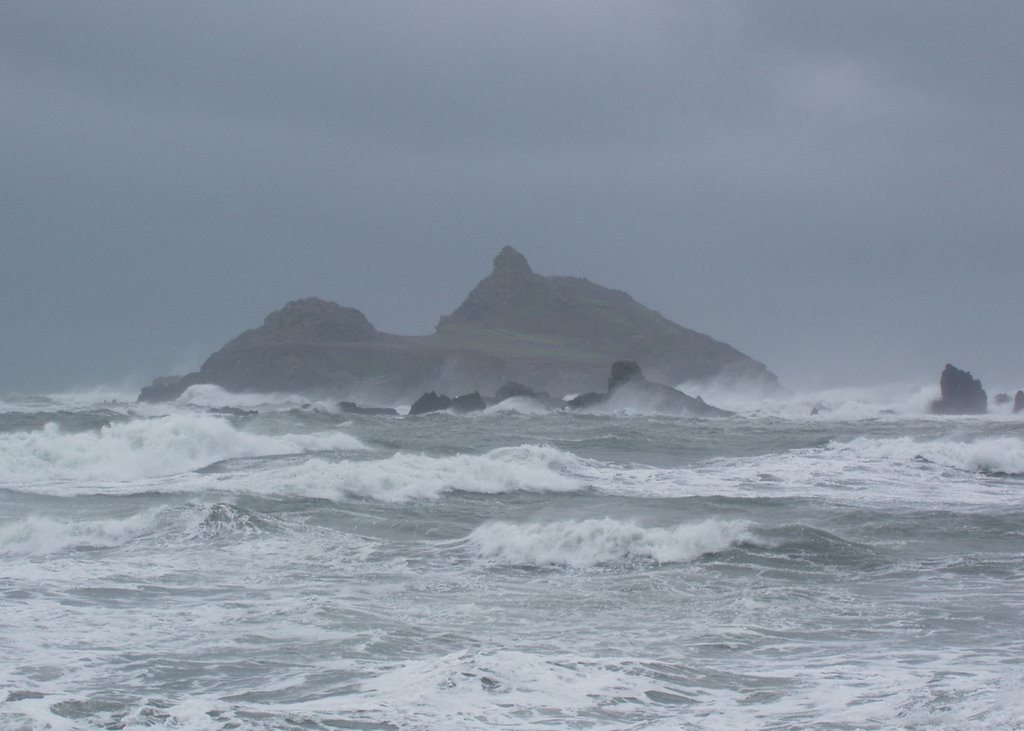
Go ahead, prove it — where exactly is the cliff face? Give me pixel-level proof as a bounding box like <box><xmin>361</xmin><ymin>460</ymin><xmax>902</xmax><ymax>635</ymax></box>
<box><xmin>139</xmin><ymin>247</ymin><xmax>776</xmax><ymax>402</ymax></box>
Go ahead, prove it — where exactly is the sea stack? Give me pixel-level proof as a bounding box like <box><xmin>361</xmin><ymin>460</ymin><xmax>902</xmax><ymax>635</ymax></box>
<box><xmin>930</xmin><ymin>364</ymin><xmax>987</xmax><ymax>415</ymax></box>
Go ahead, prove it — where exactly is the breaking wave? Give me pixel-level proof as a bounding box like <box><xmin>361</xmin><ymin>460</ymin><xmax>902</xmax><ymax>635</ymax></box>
<box><xmin>468</xmin><ymin>518</ymin><xmax>754</xmax><ymax>567</ymax></box>
<box><xmin>0</xmin><ymin>510</ymin><xmax>164</xmax><ymax>556</ymax></box>
<box><xmin>830</xmin><ymin>435</ymin><xmax>1024</xmax><ymax>475</ymax></box>
<box><xmin>247</xmin><ymin>445</ymin><xmax>586</xmax><ymax>502</ymax></box>
<box><xmin>0</xmin><ymin>413</ymin><xmax>366</xmax><ymax>483</ymax></box>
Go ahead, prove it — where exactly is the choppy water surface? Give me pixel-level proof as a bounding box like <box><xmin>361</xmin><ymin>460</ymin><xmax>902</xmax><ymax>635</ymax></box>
<box><xmin>1</xmin><ymin>387</ymin><xmax>1023</xmax><ymax>729</ymax></box>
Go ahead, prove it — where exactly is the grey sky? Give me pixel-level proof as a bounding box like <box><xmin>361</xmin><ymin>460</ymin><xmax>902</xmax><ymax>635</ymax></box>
<box><xmin>2</xmin><ymin>1</ymin><xmax>1022</xmax><ymax>392</ymax></box>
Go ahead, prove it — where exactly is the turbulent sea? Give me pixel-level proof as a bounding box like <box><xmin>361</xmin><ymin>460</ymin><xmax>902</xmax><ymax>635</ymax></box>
<box><xmin>2</xmin><ymin>384</ymin><xmax>1023</xmax><ymax>730</ymax></box>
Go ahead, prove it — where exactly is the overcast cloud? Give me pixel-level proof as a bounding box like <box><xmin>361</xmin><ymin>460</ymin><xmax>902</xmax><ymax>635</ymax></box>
<box><xmin>2</xmin><ymin>1</ymin><xmax>1022</xmax><ymax>392</ymax></box>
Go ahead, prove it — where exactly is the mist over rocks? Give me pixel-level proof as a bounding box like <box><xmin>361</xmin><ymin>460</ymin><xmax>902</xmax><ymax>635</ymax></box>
<box><xmin>930</xmin><ymin>364</ymin><xmax>988</xmax><ymax>415</ymax></box>
<box><xmin>139</xmin><ymin>248</ymin><xmax>776</xmax><ymax>403</ymax></box>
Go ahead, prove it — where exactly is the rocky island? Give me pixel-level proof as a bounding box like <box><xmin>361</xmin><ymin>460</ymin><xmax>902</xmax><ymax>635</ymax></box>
<box><xmin>139</xmin><ymin>247</ymin><xmax>776</xmax><ymax>403</ymax></box>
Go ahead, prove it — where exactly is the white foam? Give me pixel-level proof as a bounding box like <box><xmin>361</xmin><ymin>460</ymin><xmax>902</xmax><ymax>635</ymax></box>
<box><xmin>175</xmin><ymin>383</ymin><xmax>341</xmax><ymax>413</ymax></box>
<box><xmin>292</xmin><ymin>648</ymin><xmax>656</xmax><ymax>729</ymax></box>
<box><xmin>0</xmin><ymin>510</ymin><xmax>164</xmax><ymax>556</ymax></box>
<box><xmin>485</xmin><ymin>396</ymin><xmax>552</xmax><ymax>415</ymax></box>
<box><xmin>246</xmin><ymin>444</ymin><xmax>585</xmax><ymax>502</ymax></box>
<box><xmin>677</xmin><ymin>379</ymin><xmax>943</xmax><ymax>419</ymax></box>
<box><xmin>835</xmin><ymin>435</ymin><xmax>1024</xmax><ymax>475</ymax></box>
<box><xmin>468</xmin><ymin>518</ymin><xmax>753</xmax><ymax>567</ymax></box>
<box><xmin>0</xmin><ymin>413</ymin><xmax>366</xmax><ymax>484</ymax></box>
<box><xmin>555</xmin><ymin>434</ymin><xmax>1024</xmax><ymax>508</ymax></box>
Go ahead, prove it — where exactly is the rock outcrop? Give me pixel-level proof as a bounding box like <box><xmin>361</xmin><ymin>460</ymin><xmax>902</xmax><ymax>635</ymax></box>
<box><xmin>567</xmin><ymin>361</ymin><xmax>732</xmax><ymax>416</ymax></box>
<box><xmin>1014</xmin><ymin>390</ymin><xmax>1024</xmax><ymax>414</ymax></box>
<box><xmin>409</xmin><ymin>391</ymin><xmax>486</xmax><ymax>415</ymax></box>
<box><xmin>930</xmin><ymin>364</ymin><xmax>988</xmax><ymax>415</ymax></box>
<box><xmin>138</xmin><ymin>247</ymin><xmax>777</xmax><ymax>402</ymax></box>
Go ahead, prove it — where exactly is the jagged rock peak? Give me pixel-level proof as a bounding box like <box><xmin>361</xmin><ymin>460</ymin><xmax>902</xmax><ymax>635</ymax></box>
<box><xmin>493</xmin><ymin>246</ymin><xmax>532</xmax><ymax>275</ymax></box>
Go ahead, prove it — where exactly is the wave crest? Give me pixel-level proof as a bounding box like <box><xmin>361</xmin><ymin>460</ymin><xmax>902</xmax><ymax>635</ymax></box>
<box><xmin>255</xmin><ymin>444</ymin><xmax>586</xmax><ymax>502</ymax></box>
<box><xmin>0</xmin><ymin>413</ymin><xmax>366</xmax><ymax>484</ymax></box>
<box><xmin>468</xmin><ymin>518</ymin><xmax>753</xmax><ymax>567</ymax></box>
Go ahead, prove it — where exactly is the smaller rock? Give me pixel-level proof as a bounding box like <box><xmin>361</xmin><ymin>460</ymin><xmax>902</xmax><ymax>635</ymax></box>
<box><xmin>409</xmin><ymin>391</ymin><xmax>486</xmax><ymax>415</ymax></box>
<box><xmin>994</xmin><ymin>393</ymin><xmax>1011</xmax><ymax>405</ymax></box>
<box><xmin>494</xmin><ymin>382</ymin><xmax>537</xmax><ymax>402</ymax></box>
<box><xmin>409</xmin><ymin>392</ymin><xmax>452</xmax><ymax>415</ymax></box>
<box><xmin>1015</xmin><ymin>390</ymin><xmax>1024</xmax><ymax>414</ymax></box>
<box><xmin>339</xmin><ymin>401</ymin><xmax>398</xmax><ymax>416</ymax></box>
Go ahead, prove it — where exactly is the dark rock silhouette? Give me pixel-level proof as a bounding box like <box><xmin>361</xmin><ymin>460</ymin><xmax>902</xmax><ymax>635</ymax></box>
<box><xmin>567</xmin><ymin>361</ymin><xmax>732</xmax><ymax>416</ymax></box>
<box><xmin>409</xmin><ymin>391</ymin><xmax>486</xmax><ymax>415</ymax></box>
<box><xmin>931</xmin><ymin>364</ymin><xmax>987</xmax><ymax>415</ymax></box>
<box><xmin>994</xmin><ymin>393</ymin><xmax>1011</xmax><ymax>405</ymax></box>
<box><xmin>409</xmin><ymin>392</ymin><xmax>452</xmax><ymax>415</ymax></box>
<box><xmin>451</xmin><ymin>392</ymin><xmax>487</xmax><ymax>413</ymax></box>
<box><xmin>1015</xmin><ymin>391</ymin><xmax>1024</xmax><ymax>414</ymax></box>
<box><xmin>566</xmin><ymin>391</ymin><xmax>607</xmax><ymax>410</ymax></box>
<box><xmin>608</xmin><ymin>360</ymin><xmax>644</xmax><ymax>390</ymax></box>
<box><xmin>139</xmin><ymin>375</ymin><xmax>190</xmax><ymax>403</ymax></box>
<box><xmin>138</xmin><ymin>247</ymin><xmax>777</xmax><ymax>402</ymax></box>
<box><xmin>339</xmin><ymin>401</ymin><xmax>398</xmax><ymax>416</ymax></box>
<box><xmin>494</xmin><ymin>382</ymin><xmax>537</xmax><ymax>402</ymax></box>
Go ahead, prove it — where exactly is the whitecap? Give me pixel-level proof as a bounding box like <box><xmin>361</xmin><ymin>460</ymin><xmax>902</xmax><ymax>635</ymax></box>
<box><xmin>0</xmin><ymin>413</ymin><xmax>366</xmax><ymax>484</ymax></box>
<box><xmin>468</xmin><ymin>517</ymin><xmax>753</xmax><ymax>567</ymax></box>
<box><xmin>242</xmin><ymin>444</ymin><xmax>586</xmax><ymax>502</ymax></box>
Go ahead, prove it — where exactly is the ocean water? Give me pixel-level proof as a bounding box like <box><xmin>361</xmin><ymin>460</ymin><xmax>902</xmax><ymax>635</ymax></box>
<box><xmin>1</xmin><ymin>385</ymin><xmax>1023</xmax><ymax>730</ymax></box>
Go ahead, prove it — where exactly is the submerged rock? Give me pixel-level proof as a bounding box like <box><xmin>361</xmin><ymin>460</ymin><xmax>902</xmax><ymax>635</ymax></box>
<box><xmin>931</xmin><ymin>364</ymin><xmax>987</xmax><ymax>415</ymax></box>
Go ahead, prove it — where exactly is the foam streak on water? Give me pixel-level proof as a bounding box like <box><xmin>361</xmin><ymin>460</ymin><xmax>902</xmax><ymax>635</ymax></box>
<box><xmin>1</xmin><ymin>390</ymin><xmax>1023</xmax><ymax>729</ymax></box>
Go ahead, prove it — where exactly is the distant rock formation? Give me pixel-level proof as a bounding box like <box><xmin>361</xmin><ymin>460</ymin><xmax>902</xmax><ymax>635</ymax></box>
<box><xmin>1015</xmin><ymin>390</ymin><xmax>1024</xmax><ymax>414</ymax></box>
<box><xmin>567</xmin><ymin>361</ymin><xmax>732</xmax><ymax>416</ymax></box>
<box><xmin>409</xmin><ymin>391</ymin><xmax>486</xmax><ymax>415</ymax></box>
<box><xmin>931</xmin><ymin>364</ymin><xmax>988</xmax><ymax>415</ymax></box>
<box><xmin>138</xmin><ymin>247</ymin><xmax>777</xmax><ymax>402</ymax></box>
<box><xmin>994</xmin><ymin>393</ymin><xmax>1011</xmax><ymax>406</ymax></box>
